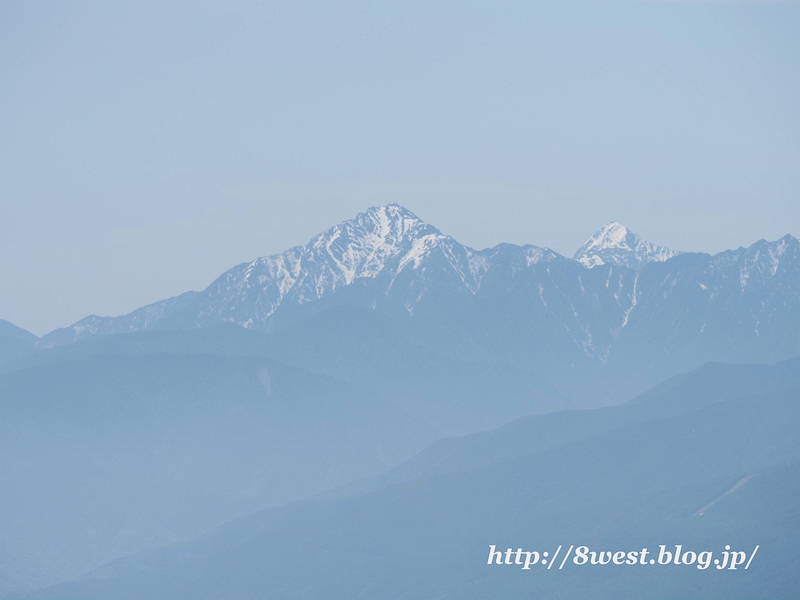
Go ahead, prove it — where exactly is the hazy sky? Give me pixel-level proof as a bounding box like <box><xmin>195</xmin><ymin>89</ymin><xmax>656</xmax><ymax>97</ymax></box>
<box><xmin>1</xmin><ymin>1</ymin><xmax>798</xmax><ymax>335</ymax></box>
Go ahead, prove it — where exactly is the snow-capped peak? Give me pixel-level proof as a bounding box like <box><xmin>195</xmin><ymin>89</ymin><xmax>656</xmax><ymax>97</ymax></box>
<box><xmin>305</xmin><ymin>204</ymin><xmax>441</xmax><ymax>284</ymax></box>
<box><xmin>573</xmin><ymin>222</ymin><xmax>681</xmax><ymax>270</ymax></box>
<box><xmin>191</xmin><ymin>205</ymin><xmax>465</xmax><ymax>327</ymax></box>
<box><xmin>193</xmin><ymin>203</ymin><xmax>563</xmax><ymax>329</ymax></box>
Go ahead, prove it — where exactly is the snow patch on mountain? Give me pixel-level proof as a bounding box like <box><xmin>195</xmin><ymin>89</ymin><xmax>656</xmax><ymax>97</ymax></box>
<box><xmin>39</xmin><ymin>291</ymin><xmax>200</xmax><ymax>347</ymax></box>
<box><xmin>574</xmin><ymin>222</ymin><xmax>681</xmax><ymax>270</ymax></box>
<box><xmin>200</xmin><ymin>204</ymin><xmax>558</xmax><ymax>324</ymax></box>
<box><xmin>42</xmin><ymin>209</ymin><xmax>799</xmax><ymax>355</ymax></box>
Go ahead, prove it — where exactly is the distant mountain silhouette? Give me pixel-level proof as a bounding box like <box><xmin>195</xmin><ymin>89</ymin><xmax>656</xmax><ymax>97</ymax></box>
<box><xmin>22</xmin><ymin>360</ymin><xmax>800</xmax><ymax>600</ymax></box>
<box><xmin>37</xmin><ymin>205</ymin><xmax>800</xmax><ymax>405</ymax></box>
<box><xmin>0</xmin><ymin>345</ymin><xmax>435</xmax><ymax>595</ymax></box>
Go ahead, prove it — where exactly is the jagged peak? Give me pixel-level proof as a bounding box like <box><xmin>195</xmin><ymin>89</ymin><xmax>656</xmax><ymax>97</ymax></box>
<box><xmin>310</xmin><ymin>204</ymin><xmax>439</xmax><ymax>251</ymax></box>
<box><xmin>582</xmin><ymin>222</ymin><xmax>632</xmax><ymax>250</ymax></box>
<box><xmin>574</xmin><ymin>222</ymin><xmax>681</xmax><ymax>270</ymax></box>
<box><xmin>359</xmin><ymin>203</ymin><xmax>431</xmax><ymax>232</ymax></box>
<box><xmin>300</xmin><ymin>204</ymin><xmax>444</xmax><ymax>281</ymax></box>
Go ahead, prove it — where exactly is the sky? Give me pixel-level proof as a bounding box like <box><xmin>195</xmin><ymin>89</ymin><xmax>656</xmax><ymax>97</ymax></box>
<box><xmin>1</xmin><ymin>1</ymin><xmax>798</xmax><ymax>335</ymax></box>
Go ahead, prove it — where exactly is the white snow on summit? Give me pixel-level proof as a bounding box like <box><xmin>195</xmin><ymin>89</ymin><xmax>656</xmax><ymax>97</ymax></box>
<box><xmin>199</xmin><ymin>204</ymin><xmax>560</xmax><ymax>325</ymax></box>
<box><xmin>42</xmin><ymin>204</ymin><xmax>562</xmax><ymax>342</ymax></box>
<box><xmin>573</xmin><ymin>222</ymin><xmax>681</xmax><ymax>270</ymax></box>
<box><xmin>305</xmin><ymin>204</ymin><xmax>437</xmax><ymax>284</ymax></box>
<box><xmin>38</xmin><ymin>207</ymin><xmax>799</xmax><ymax>350</ymax></box>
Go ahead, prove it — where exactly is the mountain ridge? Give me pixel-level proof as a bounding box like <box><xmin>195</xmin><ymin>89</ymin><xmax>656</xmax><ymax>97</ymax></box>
<box><xmin>38</xmin><ymin>204</ymin><xmax>565</xmax><ymax>344</ymax></box>
<box><xmin>40</xmin><ymin>205</ymin><xmax>795</xmax><ymax>346</ymax></box>
<box><xmin>31</xmin><ymin>205</ymin><xmax>800</xmax><ymax>406</ymax></box>
<box><xmin>21</xmin><ymin>383</ymin><xmax>800</xmax><ymax>600</ymax></box>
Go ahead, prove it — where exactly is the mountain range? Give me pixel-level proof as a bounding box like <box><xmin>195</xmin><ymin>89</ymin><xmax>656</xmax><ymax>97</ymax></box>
<box><xmin>32</xmin><ymin>204</ymin><xmax>800</xmax><ymax>405</ymax></box>
<box><xmin>1</xmin><ymin>205</ymin><xmax>798</xmax><ymax>598</ymax></box>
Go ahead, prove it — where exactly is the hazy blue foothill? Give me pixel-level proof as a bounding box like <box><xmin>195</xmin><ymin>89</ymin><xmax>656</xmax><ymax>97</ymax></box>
<box><xmin>16</xmin><ymin>383</ymin><xmax>800</xmax><ymax>599</ymax></box>
<box><xmin>0</xmin><ymin>351</ymin><xmax>435</xmax><ymax>593</ymax></box>
<box><xmin>0</xmin><ymin>206</ymin><xmax>799</xmax><ymax>597</ymax></box>
<box><xmin>0</xmin><ymin>321</ymin><xmax>38</xmax><ymax>346</ymax></box>
<box><xmin>0</xmin><ymin>321</ymin><xmax>38</xmax><ymax>367</ymax></box>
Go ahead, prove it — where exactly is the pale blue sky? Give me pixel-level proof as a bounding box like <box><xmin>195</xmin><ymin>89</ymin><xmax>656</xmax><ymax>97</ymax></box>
<box><xmin>1</xmin><ymin>1</ymin><xmax>798</xmax><ymax>334</ymax></box>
